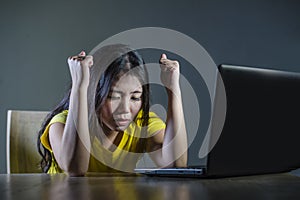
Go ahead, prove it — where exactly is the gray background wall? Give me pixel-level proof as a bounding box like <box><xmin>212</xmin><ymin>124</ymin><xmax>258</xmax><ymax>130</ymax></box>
<box><xmin>1</xmin><ymin>0</ymin><xmax>300</xmax><ymax>173</ymax></box>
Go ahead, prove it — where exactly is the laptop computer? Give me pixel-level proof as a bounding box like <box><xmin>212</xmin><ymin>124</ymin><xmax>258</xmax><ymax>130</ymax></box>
<box><xmin>135</xmin><ymin>64</ymin><xmax>300</xmax><ymax>177</ymax></box>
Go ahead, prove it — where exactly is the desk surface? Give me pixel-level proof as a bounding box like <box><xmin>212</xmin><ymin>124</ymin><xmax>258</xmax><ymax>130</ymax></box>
<box><xmin>2</xmin><ymin>171</ymin><xmax>300</xmax><ymax>200</ymax></box>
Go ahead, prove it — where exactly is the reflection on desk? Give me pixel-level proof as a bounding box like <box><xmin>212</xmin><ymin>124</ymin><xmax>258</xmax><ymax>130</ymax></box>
<box><xmin>2</xmin><ymin>171</ymin><xmax>300</xmax><ymax>200</ymax></box>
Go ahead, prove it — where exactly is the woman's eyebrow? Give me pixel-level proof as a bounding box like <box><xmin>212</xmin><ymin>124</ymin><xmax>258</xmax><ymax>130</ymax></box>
<box><xmin>109</xmin><ymin>90</ymin><xmax>142</xmax><ymax>94</ymax></box>
<box><xmin>109</xmin><ymin>90</ymin><xmax>123</xmax><ymax>95</ymax></box>
<box><xmin>131</xmin><ymin>91</ymin><xmax>142</xmax><ymax>94</ymax></box>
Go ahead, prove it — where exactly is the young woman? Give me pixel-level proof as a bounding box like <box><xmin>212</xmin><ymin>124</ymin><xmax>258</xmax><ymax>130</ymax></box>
<box><xmin>37</xmin><ymin>44</ymin><xmax>187</xmax><ymax>176</ymax></box>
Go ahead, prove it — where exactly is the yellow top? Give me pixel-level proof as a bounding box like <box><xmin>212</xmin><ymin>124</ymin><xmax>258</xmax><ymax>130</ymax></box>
<box><xmin>40</xmin><ymin>110</ymin><xmax>165</xmax><ymax>174</ymax></box>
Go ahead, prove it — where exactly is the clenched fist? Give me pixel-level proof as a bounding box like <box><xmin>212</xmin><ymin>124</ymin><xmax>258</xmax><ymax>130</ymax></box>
<box><xmin>67</xmin><ymin>51</ymin><xmax>93</xmax><ymax>89</ymax></box>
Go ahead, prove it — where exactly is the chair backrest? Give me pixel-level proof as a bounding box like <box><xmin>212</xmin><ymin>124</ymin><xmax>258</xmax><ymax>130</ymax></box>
<box><xmin>6</xmin><ymin>110</ymin><xmax>49</xmax><ymax>173</ymax></box>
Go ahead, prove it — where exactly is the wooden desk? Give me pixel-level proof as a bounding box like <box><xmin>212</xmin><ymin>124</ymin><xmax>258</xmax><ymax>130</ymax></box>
<box><xmin>2</xmin><ymin>171</ymin><xmax>300</xmax><ymax>200</ymax></box>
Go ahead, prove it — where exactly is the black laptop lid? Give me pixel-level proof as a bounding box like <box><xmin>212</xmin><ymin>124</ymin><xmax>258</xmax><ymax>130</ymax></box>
<box><xmin>207</xmin><ymin>64</ymin><xmax>300</xmax><ymax>177</ymax></box>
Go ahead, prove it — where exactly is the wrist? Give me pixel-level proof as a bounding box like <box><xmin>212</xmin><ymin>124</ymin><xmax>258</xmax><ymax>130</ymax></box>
<box><xmin>165</xmin><ymin>83</ymin><xmax>181</xmax><ymax>96</ymax></box>
<box><xmin>166</xmin><ymin>87</ymin><xmax>181</xmax><ymax>100</ymax></box>
<box><xmin>72</xmin><ymin>81</ymin><xmax>89</xmax><ymax>90</ymax></box>
<box><xmin>71</xmin><ymin>85</ymin><xmax>88</xmax><ymax>95</ymax></box>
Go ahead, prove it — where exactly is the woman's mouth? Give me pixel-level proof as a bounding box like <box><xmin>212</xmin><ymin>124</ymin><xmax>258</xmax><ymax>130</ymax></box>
<box><xmin>115</xmin><ymin>119</ymin><xmax>131</xmax><ymax>126</ymax></box>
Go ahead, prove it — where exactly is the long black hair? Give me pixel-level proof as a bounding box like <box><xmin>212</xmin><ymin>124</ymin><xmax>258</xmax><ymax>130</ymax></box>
<box><xmin>37</xmin><ymin>45</ymin><xmax>150</xmax><ymax>173</ymax></box>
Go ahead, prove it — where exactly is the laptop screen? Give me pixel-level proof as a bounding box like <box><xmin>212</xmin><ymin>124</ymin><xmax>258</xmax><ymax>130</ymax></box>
<box><xmin>207</xmin><ymin>64</ymin><xmax>300</xmax><ymax>176</ymax></box>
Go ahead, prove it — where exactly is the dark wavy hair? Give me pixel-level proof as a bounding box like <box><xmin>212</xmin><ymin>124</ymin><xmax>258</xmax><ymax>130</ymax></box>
<box><xmin>37</xmin><ymin>45</ymin><xmax>150</xmax><ymax>173</ymax></box>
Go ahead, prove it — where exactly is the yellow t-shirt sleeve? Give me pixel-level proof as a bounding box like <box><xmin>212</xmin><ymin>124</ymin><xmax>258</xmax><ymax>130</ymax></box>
<box><xmin>40</xmin><ymin>110</ymin><xmax>68</xmax><ymax>152</ymax></box>
<box><xmin>147</xmin><ymin>112</ymin><xmax>166</xmax><ymax>137</ymax></box>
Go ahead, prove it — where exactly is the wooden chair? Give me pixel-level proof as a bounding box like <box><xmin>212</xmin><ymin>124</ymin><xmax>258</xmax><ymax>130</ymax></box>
<box><xmin>6</xmin><ymin>110</ymin><xmax>49</xmax><ymax>173</ymax></box>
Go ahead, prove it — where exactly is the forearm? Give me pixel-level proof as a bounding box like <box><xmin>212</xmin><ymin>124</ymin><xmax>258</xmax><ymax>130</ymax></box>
<box><xmin>162</xmin><ymin>87</ymin><xmax>188</xmax><ymax>167</ymax></box>
<box><xmin>59</xmin><ymin>87</ymin><xmax>91</xmax><ymax>175</ymax></box>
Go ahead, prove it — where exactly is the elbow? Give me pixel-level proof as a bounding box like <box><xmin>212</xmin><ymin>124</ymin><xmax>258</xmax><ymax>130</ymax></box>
<box><xmin>61</xmin><ymin>162</ymin><xmax>88</xmax><ymax>177</ymax></box>
<box><xmin>67</xmin><ymin>170</ymin><xmax>86</xmax><ymax>177</ymax></box>
<box><xmin>157</xmin><ymin>152</ymin><xmax>188</xmax><ymax>168</ymax></box>
<box><xmin>158</xmin><ymin>159</ymin><xmax>187</xmax><ymax>168</ymax></box>
<box><xmin>164</xmin><ymin>159</ymin><xmax>187</xmax><ymax>168</ymax></box>
<box><xmin>65</xmin><ymin>166</ymin><xmax>88</xmax><ymax>177</ymax></box>
<box><xmin>174</xmin><ymin>160</ymin><xmax>187</xmax><ymax>168</ymax></box>
<box><xmin>174</xmin><ymin>154</ymin><xmax>188</xmax><ymax>168</ymax></box>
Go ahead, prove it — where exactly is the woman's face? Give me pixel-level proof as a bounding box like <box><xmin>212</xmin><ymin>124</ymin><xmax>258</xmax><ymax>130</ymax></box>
<box><xmin>100</xmin><ymin>74</ymin><xmax>143</xmax><ymax>132</ymax></box>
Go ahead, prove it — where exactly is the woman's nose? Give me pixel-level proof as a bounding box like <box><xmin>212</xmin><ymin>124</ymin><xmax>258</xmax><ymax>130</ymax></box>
<box><xmin>117</xmin><ymin>98</ymin><xmax>130</xmax><ymax>113</ymax></box>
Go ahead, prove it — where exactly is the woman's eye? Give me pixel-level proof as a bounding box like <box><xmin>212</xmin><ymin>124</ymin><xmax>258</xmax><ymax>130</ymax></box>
<box><xmin>108</xmin><ymin>96</ymin><xmax>121</xmax><ymax>100</ymax></box>
<box><xmin>131</xmin><ymin>96</ymin><xmax>142</xmax><ymax>101</ymax></box>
